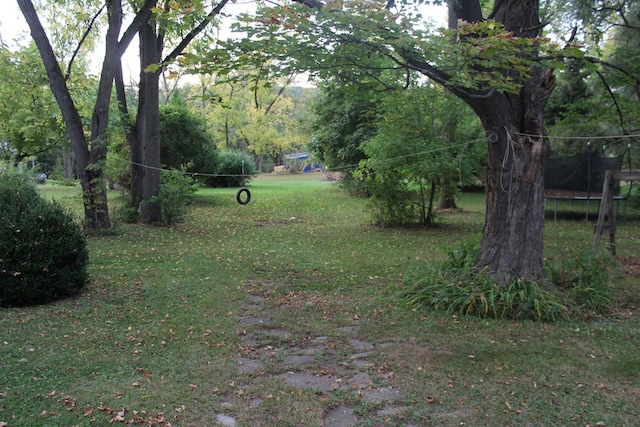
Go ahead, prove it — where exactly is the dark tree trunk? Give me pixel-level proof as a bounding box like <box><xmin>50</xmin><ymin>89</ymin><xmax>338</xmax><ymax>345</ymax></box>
<box><xmin>18</xmin><ymin>0</ymin><xmax>110</xmax><ymax>229</ymax></box>
<box><xmin>434</xmin><ymin>0</ymin><xmax>554</xmax><ymax>282</ymax></box>
<box><xmin>133</xmin><ymin>19</ymin><xmax>163</xmax><ymax>224</ymax></box>
<box><xmin>462</xmin><ymin>0</ymin><xmax>555</xmax><ymax>283</ymax></box>
<box><xmin>18</xmin><ymin>0</ymin><xmax>153</xmax><ymax>229</ymax></box>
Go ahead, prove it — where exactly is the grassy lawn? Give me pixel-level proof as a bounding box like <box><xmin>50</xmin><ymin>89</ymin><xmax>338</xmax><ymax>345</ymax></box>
<box><xmin>2</xmin><ymin>173</ymin><xmax>639</xmax><ymax>426</ymax></box>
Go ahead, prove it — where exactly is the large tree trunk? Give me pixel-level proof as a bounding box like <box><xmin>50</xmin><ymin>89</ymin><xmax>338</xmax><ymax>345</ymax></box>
<box><xmin>466</xmin><ymin>70</ymin><xmax>553</xmax><ymax>282</ymax></box>
<box><xmin>19</xmin><ymin>0</ymin><xmax>154</xmax><ymax>229</ymax></box>
<box><xmin>464</xmin><ymin>0</ymin><xmax>555</xmax><ymax>283</ymax></box>
<box><xmin>132</xmin><ymin>16</ymin><xmax>163</xmax><ymax>224</ymax></box>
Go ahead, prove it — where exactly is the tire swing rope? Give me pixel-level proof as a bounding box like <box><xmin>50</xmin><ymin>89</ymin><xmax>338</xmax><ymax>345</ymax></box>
<box><xmin>236</xmin><ymin>159</ymin><xmax>251</xmax><ymax>205</ymax></box>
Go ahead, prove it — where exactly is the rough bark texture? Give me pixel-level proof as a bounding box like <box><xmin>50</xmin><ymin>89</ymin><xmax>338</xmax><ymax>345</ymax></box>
<box><xmin>19</xmin><ymin>0</ymin><xmax>154</xmax><ymax>229</ymax></box>
<box><xmin>134</xmin><ymin>19</ymin><xmax>163</xmax><ymax>224</ymax></box>
<box><xmin>465</xmin><ymin>0</ymin><xmax>554</xmax><ymax>282</ymax></box>
<box><xmin>17</xmin><ymin>0</ymin><xmax>111</xmax><ymax>229</ymax></box>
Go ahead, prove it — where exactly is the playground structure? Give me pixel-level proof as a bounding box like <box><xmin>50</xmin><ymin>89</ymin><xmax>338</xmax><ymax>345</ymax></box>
<box><xmin>593</xmin><ymin>170</ymin><xmax>640</xmax><ymax>255</ymax></box>
<box><xmin>544</xmin><ymin>150</ymin><xmax>628</xmax><ymax>221</ymax></box>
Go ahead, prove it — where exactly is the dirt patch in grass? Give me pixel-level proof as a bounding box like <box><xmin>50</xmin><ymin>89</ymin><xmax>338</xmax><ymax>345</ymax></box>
<box><xmin>618</xmin><ymin>255</ymin><xmax>640</xmax><ymax>277</ymax></box>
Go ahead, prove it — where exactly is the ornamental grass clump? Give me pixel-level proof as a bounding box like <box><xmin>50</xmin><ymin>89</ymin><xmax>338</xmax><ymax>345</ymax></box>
<box><xmin>0</xmin><ymin>170</ymin><xmax>88</xmax><ymax>307</ymax></box>
<box><xmin>402</xmin><ymin>237</ymin><xmax>613</xmax><ymax>322</ymax></box>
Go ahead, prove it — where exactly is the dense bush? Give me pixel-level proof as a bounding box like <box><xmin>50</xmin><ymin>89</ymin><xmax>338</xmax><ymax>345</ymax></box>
<box><xmin>0</xmin><ymin>171</ymin><xmax>88</xmax><ymax>306</ymax></box>
<box><xmin>149</xmin><ymin>170</ymin><xmax>196</xmax><ymax>225</ymax></box>
<box><xmin>403</xmin><ymin>238</ymin><xmax>612</xmax><ymax>321</ymax></box>
<box><xmin>159</xmin><ymin>103</ymin><xmax>218</xmax><ymax>184</ymax></box>
<box><xmin>205</xmin><ymin>151</ymin><xmax>256</xmax><ymax>188</ymax></box>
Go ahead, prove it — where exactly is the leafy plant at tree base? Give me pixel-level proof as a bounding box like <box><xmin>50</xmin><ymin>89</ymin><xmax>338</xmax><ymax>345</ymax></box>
<box><xmin>546</xmin><ymin>254</ymin><xmax>612</xmax><ymax>315</ymax></box>
<box><xmin>147</xmin><ymin>170</ymin><xmax>196</xmax><ymax>226</ymax></box>
<box><xmin>404</xmin><ymin>238</ymin><xmax>613</xmax><ymax>321</ymax></box>
<box><xmin>0</xmin><ymin>170</ymin><xmax>88</xmax><ymax>307</ymax></box>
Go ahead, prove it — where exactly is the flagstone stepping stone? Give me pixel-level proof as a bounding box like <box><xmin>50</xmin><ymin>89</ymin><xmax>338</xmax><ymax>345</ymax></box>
<box><xmin>377</xmin><ymin>405</ymin><xmax>410</xmax><ymax>416</ymax></box>
<box><xmin>359</xmin><ymin>386</ymin><xmax>402</xmax><ymax>403</ymax></box>
<box><xmin>323</xmin><ymin>406</ymin><xmax>358</xmax><ymax>427</ymax></box>
<box><xmin>261</xmin><ymin>329</ymin><xmax>293</xmax><ymax>340</ymax></box>
<box><xmin>348</xmin><ymin>339</ymin><xmax>374</xmax><ymax>352</ymax></box>
<box><xmin>282</xmin><ymin>354</ymin><xmax>316</xmax><ymax>367</ymax></box>
<box><xmin>239</xmin><ymin>316</ymin><xmax>271</xmax><ymax>325</ymax></box>
<box><xmin>236</xmin><ymin>357</ymin><xmax>264</xmax><ymax>374</ymax></box>
<box><xmin>276</xmin><ymin>372</ymin><xmax>340</xmax><ymax>393</ymax></box>
<box><xmin>215</xmin><ymin>413</ymin><xmax>237</xmax><ymax>427</ymax></box>
<box><xmin>347</xmin><ymin>372</ymin><xmax>373</xmax><ymax>389</ymax></box>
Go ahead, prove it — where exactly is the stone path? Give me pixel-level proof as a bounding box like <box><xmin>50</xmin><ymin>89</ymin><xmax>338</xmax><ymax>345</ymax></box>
<box><xmin>213</xmin><ymin>281</ymin><xmax>420</xmax><ymax>427</ymax></box>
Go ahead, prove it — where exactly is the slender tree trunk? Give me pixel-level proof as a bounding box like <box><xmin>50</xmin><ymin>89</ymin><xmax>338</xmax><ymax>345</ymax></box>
<box><xmin>18</xmin><ymin>0</ymin><xmax>110</xmax><ymax>229</ymax></box>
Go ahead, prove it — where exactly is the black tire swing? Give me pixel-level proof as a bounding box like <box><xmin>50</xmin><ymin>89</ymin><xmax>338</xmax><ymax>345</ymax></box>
<box><xmin>236</xmin><ymin>159</ymin><xmax>251</xmax><ymax>205</ymax></box>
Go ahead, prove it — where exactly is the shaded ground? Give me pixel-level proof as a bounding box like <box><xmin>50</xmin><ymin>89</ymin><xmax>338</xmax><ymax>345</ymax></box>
<box><xmin>618</xmin><ymin>255</ymin><xmax>640</xmax><ymax>277</ymax></box>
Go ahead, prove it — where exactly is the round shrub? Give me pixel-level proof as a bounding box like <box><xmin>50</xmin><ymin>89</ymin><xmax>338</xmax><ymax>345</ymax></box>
<box><xmin>205</xmin><ymin>151</ymin><xmax>256</xmax><ymax>188</ymax></box>
<box><xmin>0</xmin><ymin>171</ymin><xmax>88</xmax><ymax>307</ymax></box>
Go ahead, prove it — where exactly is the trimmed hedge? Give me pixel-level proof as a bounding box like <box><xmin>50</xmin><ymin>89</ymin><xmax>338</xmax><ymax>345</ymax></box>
<box><xmin>0</xmin><ymin>171</ymin><xmax>88</xmax><ymax>307</ymax></box>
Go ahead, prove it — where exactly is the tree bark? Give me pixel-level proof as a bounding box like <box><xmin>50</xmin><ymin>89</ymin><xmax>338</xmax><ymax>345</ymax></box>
<box><xmin>18</xmin><ymin>0</ymin><xmax>110</xmax><ymax>228</ymax></box>
<box><xmin>460</xmin><ymin>0</ymin><xmax>555</xmax><ymax>282</ymax></box>
<box><xmin>128</xmin><ymin>0</ymin><xmax>230</xmax><ymax>223</ymax></box>
<box><xmin>133</xmin><ymin>18</ymin><xmax>163</xmax><ymax>223</ymax></box>
<box><xmin>18</xmin><ymin>0</ymin><xmax>154</xmax><ymax>229</ymax></box>
<box><xmin>408</xmin><ymin>0</ymin><xmax>554</xmax><ymax>282</ymax></box>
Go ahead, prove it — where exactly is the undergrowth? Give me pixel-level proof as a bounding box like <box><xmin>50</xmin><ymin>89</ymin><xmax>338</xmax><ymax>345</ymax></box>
<box><xmin>403</xmin><ymin>238</ymin><xmax>612</xmax><ymax>321</ymax></box>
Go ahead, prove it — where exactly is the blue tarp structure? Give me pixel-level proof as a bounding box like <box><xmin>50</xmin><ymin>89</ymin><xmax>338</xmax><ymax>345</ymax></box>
<box><xmin>283</xmin><ymin>153</ymin><xmax>322</xmax><ymax>173</ymax></box>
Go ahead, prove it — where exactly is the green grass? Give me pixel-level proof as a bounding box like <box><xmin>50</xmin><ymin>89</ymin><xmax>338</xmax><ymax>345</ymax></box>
<box><xmin>2</xmin><ymin>173</ymin><xmax>639</xmax><ymax>426</ymax></box>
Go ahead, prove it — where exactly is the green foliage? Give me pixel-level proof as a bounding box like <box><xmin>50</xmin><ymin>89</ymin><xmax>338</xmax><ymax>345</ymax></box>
<box><xmin>546</xmin><ymin>254</ymin><xmax>612</xmax><ymax>315</ymax></box>
<box><xmin>159</xmin><ymin>103</ymin><xmax>219</xmax><ymax>183</ymax></box>
<box><xmin>207</xmin><ymin>151</ymin><xmax>257</xmax><ymax>188</ymax></box>
<box><xmin>0</xmin><ymin>44</ymin><xmax>68</xmax><ymax>163</ymax></box>
<box><xmin>0</xmin><ymin>170</ymin><xmax>88</xmax><ymax>306</ymax></box>
<box><xmin>309</xmin><ymin>82</ymin><xmax>375</xmax><ymax>170</ymax></box>
<box><xmin>354</xmin><ymin>84</ymin><xmax>484</xmax><ymax>226</ymax></box>
<box><xmin>149</xmin><ymin>170</ymin><xmax>196</xmax><ymax>226</ymax></box>
<box><xmin>404</xmin><ymin>238</ymin><xmax>613</xmax><ymax>321</ymax></box>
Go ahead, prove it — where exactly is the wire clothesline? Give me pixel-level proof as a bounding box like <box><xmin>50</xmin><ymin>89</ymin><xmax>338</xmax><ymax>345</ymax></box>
<box><xmin>514</xmin><ymin>131</ymin><xmax>640</xmax><ymax>141</ymax></box>
<box><xmin>115</xmin><ymin>130</ymin><xmax>638</xmax><ymax>176</ymax></box>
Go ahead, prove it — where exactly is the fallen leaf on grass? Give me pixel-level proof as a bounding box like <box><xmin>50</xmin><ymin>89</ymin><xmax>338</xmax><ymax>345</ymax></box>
<box><xmin>111</xmin><ymin>408</ymin><xmax>127</xmax><ymax>422</ymax></box>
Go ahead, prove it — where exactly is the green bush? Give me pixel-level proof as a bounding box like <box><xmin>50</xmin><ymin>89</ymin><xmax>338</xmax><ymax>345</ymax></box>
<box><xmin>205</xmin><ymin>151</ymin><xmax>256</xmax><ymax>188</ymax></box>
<box><xmin>403</xmin><ymin>238</ymin><xmax>613</xmax><ymax>321</ymax></box>
<box><xmin>546</xmin><ymin>254</ymin><xmax>612</xmax><ymax>315</ymax></box>
<box><xmin>0</xmin><ymin>170</ymin><xmax>88</xmax><ymax>307</ymax></box>
<box><xmin>160</xmin><ymin>103</ymin><xmax>219</xmax><ymax>183</ymax></box>
<box><xmin>149</xmin><ymin>170</ymin><xmax>196</xmax><ymax>225</ymax></box>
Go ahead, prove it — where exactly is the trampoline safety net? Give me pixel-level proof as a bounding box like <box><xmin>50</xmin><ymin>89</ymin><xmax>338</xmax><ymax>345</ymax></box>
<box><xmin>544</xmin><ymin>152</ymin><xmax>625</xmax><ymax>196</ymax></box>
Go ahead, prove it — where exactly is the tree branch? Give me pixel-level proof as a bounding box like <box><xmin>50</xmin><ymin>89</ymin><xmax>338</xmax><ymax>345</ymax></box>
<box><xmin>163</xmin><ymin>0</ymin><xmax>231</xmax><ymax>64</ymax></box>
<box><xmin>65</xmin><ymin>4</ymin><xmax>106</xmax><ymax>81</ymax></box>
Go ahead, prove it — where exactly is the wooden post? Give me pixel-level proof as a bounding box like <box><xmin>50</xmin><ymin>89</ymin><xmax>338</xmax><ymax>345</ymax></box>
<box><xmin>593</xmin><ymin>171</ymin><xmax>640</xmax><ymax>255</ymax></box>
<box><xmin>593</xmin><ymin>171</ymin><xmax>613</xmax><ymax>255</ymax></box>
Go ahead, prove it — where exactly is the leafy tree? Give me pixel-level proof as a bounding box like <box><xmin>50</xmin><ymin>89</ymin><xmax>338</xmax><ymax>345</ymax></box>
<box><xmin>351</xmin><ymin>82</ymin><xmax>483</xmax><ymax>226</ymax></box>
<box><xmin>179</xmin><ymin>73</ymin><xmax>314</xmax><ymax>171</ymax></box>
<box><xmin>0</xmin><ymin>43</ymin><xmax>68</xmax><ymax>167</ymax></box>
<box><xmin>209</xmin><ymin>0</ymin><xmax>640</xmax><ymax>284</ymax></box>
<box><xmin>17</xmin><ymin>0</ymin><xmax>153</xmax><ymax>229</ymax></box>
<box><xmin>309</xmin><ymin>82</ymin><xmax>377</xmax><ymax>170</ymax></box>
<box><xmin>115</xmin><ymin>0</ymin><xmax>231</xmax><ymax>224</ymax></box>
<box><xmin>159</xmin><ymin>101</ymin><xmax>218</xmax><ymax>181</ymax></box>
